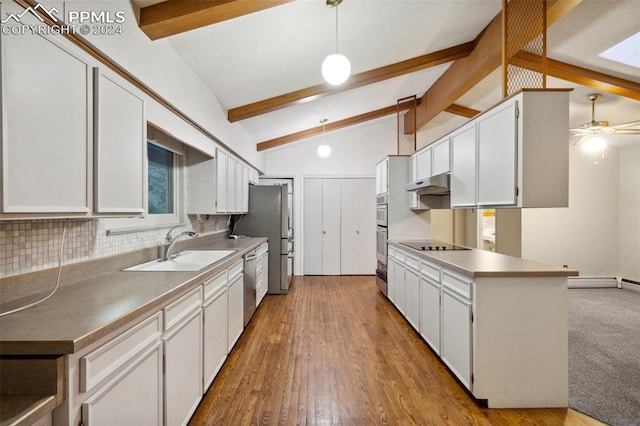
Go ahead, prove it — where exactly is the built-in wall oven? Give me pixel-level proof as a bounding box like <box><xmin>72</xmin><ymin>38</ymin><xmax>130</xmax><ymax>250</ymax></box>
<box><xmin>376</xmin><ymin>193</ymin><xmax>388</xmax><ymax>295</ymax></box>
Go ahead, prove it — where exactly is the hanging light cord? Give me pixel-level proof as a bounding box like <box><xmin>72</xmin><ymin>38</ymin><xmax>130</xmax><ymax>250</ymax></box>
<box><xmin>334</xmin><ymin>5</ymin><xmax>339</xmax><ymax>54</ymax></box>
<box><xmin>0</xmin><ymin>219</ymin><xmax>69</xmax><ymax>318</ymax></box>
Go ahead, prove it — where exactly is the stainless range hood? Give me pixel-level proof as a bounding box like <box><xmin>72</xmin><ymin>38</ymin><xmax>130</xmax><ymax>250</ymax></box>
<box><xmin>404</xmin><ymin>172</ymin><xmax>450</xmax><ymax>195</ymax></box>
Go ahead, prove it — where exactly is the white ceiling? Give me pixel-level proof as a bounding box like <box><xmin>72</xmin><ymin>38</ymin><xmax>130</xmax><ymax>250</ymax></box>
<box><xmin>142</xmin><ymin>0</ymin><xmax>640</xmax><ymax>149</ymax></box>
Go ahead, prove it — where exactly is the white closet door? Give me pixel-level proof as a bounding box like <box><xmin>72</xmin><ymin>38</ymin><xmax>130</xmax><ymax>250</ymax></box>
<box><xmin>303</xmin><ymin>179</ymin><xmax>323</xmax><ymax>275</ymax></box>
<box><xmin>322</xmin><ymin>179</ymin><xmax>341</xmax><ymax>275</ymax></box>
<box><xmin>341</xmin><ymin>179</ymin><xmax>376</xmax><ymax>274</ymax></box>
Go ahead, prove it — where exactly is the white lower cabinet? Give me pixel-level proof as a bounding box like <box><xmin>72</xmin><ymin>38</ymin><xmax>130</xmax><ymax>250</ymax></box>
<box><xmin>403</xmin><ymin>255</ymin><xmax>420</xmax><ymax>331</ymax></box>
<box><xmin>392</xmin><ymin>251</ymin><xmax>406</xmax><ymax>315</ymax></box>
<box><xmin>163</xmin><ymin>288</ymin><xmax>203</xmax><ymax>426</ymax></box>
<box><xmin>57</xmin><ymin>252</ymin><xmax>262</xmax><ymax>426</ymax></box>
<box><xmin>390</xmin><ymin>246</ymin><xmax>473</xmax><ymax>390</ymax></box>
<box><xmin>256</xmin><ymin>243</ymin><xmax>269</xmax><ymax>306</ymax></box>
<box><xmin>202</xmin><ymin>271</ymin><xmax>228</xmax><ymax>391</ymax></box>
<box><xmin>419</xmin><ymin>275</ymin><xmax>441</xmax><ymax>355</ymax></box>
<box><xmin>81</xmin><ymin>342</ymin><xmax>163</xmax><ymax>426</ymax></box>
<box><xmin>441</xmin><ymin>286</ymin><xmax>472</xmax><ymax>390</ymax></box>
<box><xmin>227</xmin><ymin>260</ymin><xmax>245</xmax><ymax>352</ymax></box>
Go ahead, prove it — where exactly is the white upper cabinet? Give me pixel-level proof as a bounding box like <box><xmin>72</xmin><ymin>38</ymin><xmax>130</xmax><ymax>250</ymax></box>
<box><xmin>1</xmin><ymin>28</ymin><xmax>91</xmax><ymax>214</ymax></box>
<box><xmin>93</xmin><ymin>69</ymin><xmax>145</xmax><ymax>214</ymax></box>
<box><xmin>450</xmin><ymin>90</ymin><xmax>570</xmax><ymax>208</ymax></box>
<box><xmin>375</xmin><ymin>158</ymin><xmax>388</xmax><ymax>195</ymax></box>
<box><xmin>431</xmin><ymin>137</ymin><xmax>451</xmax><ymax>176</ymax></box>
<box><xmin>416</xmin><ymin>149</ymin><xmax>432</xmax><ymax>180</ymax></box>
<box><xmin>477</xmin><ymin>99</ymin><xmax>518</xmax><ymax>206</ymax></box>
<box><xmin>450</xmin><ymin>122</ymin><xmax>477</xmax><ymax>208</ymax></box>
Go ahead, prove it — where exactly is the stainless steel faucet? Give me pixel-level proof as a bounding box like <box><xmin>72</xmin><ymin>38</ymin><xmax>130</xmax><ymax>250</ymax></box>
<box><xmin>164</xmin><ymin>225</ymin><xmax>197</xmax><ymax>261</ymax></box>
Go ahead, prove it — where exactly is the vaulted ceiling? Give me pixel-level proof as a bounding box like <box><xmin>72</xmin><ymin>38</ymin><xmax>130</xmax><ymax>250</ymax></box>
<box><xmin>135</xmin><ymin>0</ymin><xmax>640</xmax><ymax>152</ymax></box>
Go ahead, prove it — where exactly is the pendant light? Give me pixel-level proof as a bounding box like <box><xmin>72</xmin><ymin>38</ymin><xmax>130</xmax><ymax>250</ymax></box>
<box><xmin>322</xmin><ymin>0</ymin><xmax>350</xmax><ymax>85</ymax></box>
<box><xmin>317</xmin><ymin>118</ymin><xmax>331</xmax><ymax>158</ymax></box>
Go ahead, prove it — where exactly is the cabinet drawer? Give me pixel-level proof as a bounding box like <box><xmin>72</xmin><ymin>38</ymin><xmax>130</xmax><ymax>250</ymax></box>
<box><xmin>228</xmin><ymin>259</ymin><xmax>243</xmax><ymax>281</ymax></box>
<box><xmin>203</xmin><ymin>270</ymin><xmax>227</xmax><ymax>302</ymax></box>
<box><xmin>405</xmin><ymin>254</ymin><xmax>420</xmax><ymax>272</ymax></box>
<box><xmin>420</xmin><ymin>259</ymin><xmax>441</xmax><ymax>282</ymax></box>
<box><xmin>441</xmin><ymin>270</ymin><xmax>473</xmax><ymax>300</ymax></box>
<box><xmin>164</xmin><ymin>287</ymin><xmax>202</xmax><ymax>331</ymax></box>
<box><xmin>80</xmin><ymin>312</ymin><xmax>162</xmax><ymax>393</ymax></box>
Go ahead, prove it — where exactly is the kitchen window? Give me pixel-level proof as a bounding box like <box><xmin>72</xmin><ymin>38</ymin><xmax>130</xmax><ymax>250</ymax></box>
<box><xmin>148</xmin><ymin>143</ymin><xmax>175</xmax><ymax>215</ymax></box>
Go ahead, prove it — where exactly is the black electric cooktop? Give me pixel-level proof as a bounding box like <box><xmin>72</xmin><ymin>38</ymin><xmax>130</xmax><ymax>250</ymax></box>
<box><xmin>399</xmin><ymin>240</ymin><xmax>470</xmax><ymax>251</ymax></box>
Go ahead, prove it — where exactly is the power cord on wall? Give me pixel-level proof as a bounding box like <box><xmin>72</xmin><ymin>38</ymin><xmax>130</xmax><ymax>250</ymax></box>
<box><xmin>0</xmin><ymin>218</ymin><xmax>69</xmax><ymax>318</ymax></box>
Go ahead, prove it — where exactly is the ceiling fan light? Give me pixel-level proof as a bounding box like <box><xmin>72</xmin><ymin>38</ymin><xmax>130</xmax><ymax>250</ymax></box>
<box><xmin>581</xmin><ymin>136</ymin><xmax>607</xmax><ymax>153</ymax></box>
<box><xmin>322</xmin><ymin>53</ymin><xmax>351</xmax><ymax>85</ymax></box>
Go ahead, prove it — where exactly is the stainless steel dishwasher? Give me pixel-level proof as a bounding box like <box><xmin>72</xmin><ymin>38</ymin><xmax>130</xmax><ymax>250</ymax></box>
<box><xmin>243</xmin><ymin>249</ymin><xmax>257</xmax><ymax>326</ymax></box>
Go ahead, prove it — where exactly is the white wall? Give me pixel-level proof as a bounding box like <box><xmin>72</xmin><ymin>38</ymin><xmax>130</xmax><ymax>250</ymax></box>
<box><xmin>521</xmin><ymin>144</ymin><xmax>621</xmax><ymax>276</ymax></box>
<box><xmin>618</xmin><ymin>144</ymin><xmax>640</xmax><ymax>282</ymax></box>
<box><xmin>265</xmin><ymin>116</ymin><xmax>398</xmax><ymax>275</ymax></box>
<box><xmin>57</xmin><ymin>0</ymin><xmax>263</xmax><ymax>169</ymax></box>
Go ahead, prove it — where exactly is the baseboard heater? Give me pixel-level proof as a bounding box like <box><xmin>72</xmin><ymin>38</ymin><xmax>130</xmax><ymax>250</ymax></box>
<box><xmin>568</xmin><ymin>276</ymin><xmax>619</xmax><ymax>289</ymax></box>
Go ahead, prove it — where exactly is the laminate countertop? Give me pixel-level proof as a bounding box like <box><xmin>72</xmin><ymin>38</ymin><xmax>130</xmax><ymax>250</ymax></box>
<box><xmin>388</xmin><ymin>240</ymin><xmax>579</xmax><ymax>278</ymax></box>
<box><xmin>0</xmin><ymin>237</ymin><xmax>266</xmax><ymax>356</ymax></box>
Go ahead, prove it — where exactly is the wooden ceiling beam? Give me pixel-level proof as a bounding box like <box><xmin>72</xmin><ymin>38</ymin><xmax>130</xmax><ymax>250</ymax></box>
<box><xmin>139</xmin><ymin>0</ymin><xmax>293</xmax><ymax>40</ymax></box>
<box><xmin>404</xmin><ymin>0</ymin><xmax>584</xmax><ymax>133</ymax></box>
<box><xmin>257</xmin><ymin>102</ymin><xmax>478</xmax><ymax>151</ymax></box>
<box><xmin>511</xmin><ymin>51</ymin><xmax>640</xmax><ymax>101</ymax></box>
<box><xmin>230</xmin><ymin>42</ymin><xmax>475</xmax><ymax>122</ymax></box>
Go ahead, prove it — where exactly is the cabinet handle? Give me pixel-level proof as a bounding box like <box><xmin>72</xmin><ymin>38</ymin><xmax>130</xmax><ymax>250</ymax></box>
<box><xmin>356</xmin><ymin>230</ymin><xmax>360</xmax><ymax>234</ymax></box>
<box><xmin>323</xmin><ymin>231</ymin><xmax>326</xmax><ymax>234</ymax></box>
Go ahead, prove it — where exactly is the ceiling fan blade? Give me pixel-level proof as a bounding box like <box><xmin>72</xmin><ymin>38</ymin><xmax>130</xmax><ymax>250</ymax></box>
<box><xmin>569</xmin><ymin>128</ymin><xmax>589</xmax><ymax>134</ymax></box>
<box><xmin>613</xmin><ymin>129</ymin><xmax>640</xmax><ymax>135</ymax></box>
<box><xmin>612</xmin><ymin>120</ymin><xmax>640</xmax><ymax>129</ymax></box>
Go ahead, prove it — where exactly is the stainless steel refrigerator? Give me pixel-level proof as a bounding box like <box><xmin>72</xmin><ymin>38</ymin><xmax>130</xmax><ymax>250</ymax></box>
<box><xmin>234</xmin><ymin>185</ymin><xmax>292</xmax><ymax>294</ymax></box>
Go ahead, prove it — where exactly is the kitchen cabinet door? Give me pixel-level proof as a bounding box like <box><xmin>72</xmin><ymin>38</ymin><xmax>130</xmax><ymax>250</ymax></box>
<box><xmin>215</xmin><ymin>149</ymin><xmax>228</xmax><ymax>213</ymax></box>
<box><xmin>416</xmin><ymin>149</ymin><xmax>432</xmax><ymax>180</ymax></box>
<box><xmin>93</xmin><ymin>69</ymin><xmax>145</xmax><ymax>214</ymax></box>
<box><xmin>441</xmin><ymin>287</ymin><xmax>472</xmax><ymax>390</ymax></box>
<box><xmin>203</xmin><ymin>284</ymin><xmax>228</xmax><ymax>390</ymax></box>
<box><xmin>227</xmin><ymin>265</ymin><xmax>244</xmax><ymax>352</ymax></box>
<box><xmin>392</xmin><ymin>252</ymin><xmax>406</xmax><ymax>315</ymax></box>
<box><xmin>322</xmin><ymin>179</ymin><xmax>341</xmax><ymax>275</ymax></box>
<box><xmin>477</xmin><ymin>100</ymin><xmax>517</xmax><ymax>206</ymax></box>
<box><xmin>1</xmin><ymin>28</ymin><xmax>91</xmax><ymax>214</ymax></box>
<box><xmin>81</xmin><ymin>342</ymin><xmax>163</xmax><ymax>426</ymax></box>
<box><xmin>450</xmin><ymin>122</ymin><xmax>477</xmax><ymax>208</ymax></box>
<box><xmin>404</xmin><ymin>260</ymin><xmax>420</xmax><ymax>331</ymax></box>
<box><xmin>432</xmin><ymin>137</ymin><xmax>451</xmax><ymax>176</ymax></box>
<box><xmin>419</xmin><ymin>276</ymin><xmax>441</xmax><ymax>355</ymax></box>
<box><xmin>164</xmin><ymin>309</ymin><xmax>203</xmax><ymax>426</ymax></box>
<box><xmin>303</xmin><ymin>178</ymin><xmax>323</xmax><ymax>275</ymax></box>
<box><xmin>387</xmin><ymin>254</ymin><xmax>397</xmax><ymax>304</ymax></box>
<box><xmin>340</xmin><ymin>178</ymin><xmax>376</xmax><ymax>275</ymax></box>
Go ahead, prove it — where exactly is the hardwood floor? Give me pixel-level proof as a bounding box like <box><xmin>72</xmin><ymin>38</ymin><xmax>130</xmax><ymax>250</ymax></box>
<box><xmin>189</xmin><ymin>276</ymin><xmax>603</xmax><ymax>425</ymax></box>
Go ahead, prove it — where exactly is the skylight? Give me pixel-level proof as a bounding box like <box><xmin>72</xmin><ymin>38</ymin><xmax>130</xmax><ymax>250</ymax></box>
<box><xmin>598</xmin><ymin>32</ymin><xmax>640</xmax><ymax>69</ymax></box>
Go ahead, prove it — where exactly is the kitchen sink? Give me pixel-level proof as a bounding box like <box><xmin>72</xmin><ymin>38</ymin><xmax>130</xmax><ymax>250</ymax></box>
<box><xmin>123</xmin><ymin>250</ymin><xmax>236</xmax><ymax>272</ymax></box>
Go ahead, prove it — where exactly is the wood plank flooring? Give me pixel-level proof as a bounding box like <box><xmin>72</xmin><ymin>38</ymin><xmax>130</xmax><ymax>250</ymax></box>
<box><xmin>189</xmin><ymin>275</ymin><xmax>603</xmax><ymax>425</ymax></box>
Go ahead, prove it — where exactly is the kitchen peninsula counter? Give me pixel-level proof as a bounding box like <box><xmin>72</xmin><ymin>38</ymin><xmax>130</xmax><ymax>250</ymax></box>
<box><xmin>388</xmin><ymin>240</ymin><xmax>578</xmax><ymax>278</ymax></box>
<box><xmin>386</xmin><ymin>239</ymin><xmax>576</xmax><ymax>408</ymax></box>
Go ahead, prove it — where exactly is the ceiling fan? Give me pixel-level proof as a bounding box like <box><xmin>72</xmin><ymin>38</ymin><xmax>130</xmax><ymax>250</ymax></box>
<box><xmin>570</xmin><ymin>93</ymin><xmax>640</xmax><ymax>146</ymax></box>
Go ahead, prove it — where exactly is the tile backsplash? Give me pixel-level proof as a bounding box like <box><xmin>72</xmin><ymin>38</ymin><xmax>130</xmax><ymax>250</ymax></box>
<box><xmin>0</xmin><ymin>215</ymin><xmax>229</xmax><ymax>278</ymax></box>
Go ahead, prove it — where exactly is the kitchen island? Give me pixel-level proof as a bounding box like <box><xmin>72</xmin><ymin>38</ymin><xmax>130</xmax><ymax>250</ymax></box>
<box><xmin>387</xmin><ymin>240</ymin><xmax>578</xmax><ymax>408</ymax></box>
<box><xmin>0</xmin><ymin>235</ymin><xmax>266</xmax><ymax>426</ymax></box>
